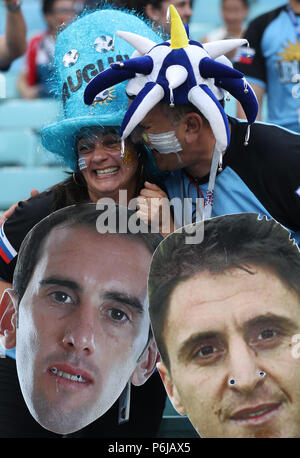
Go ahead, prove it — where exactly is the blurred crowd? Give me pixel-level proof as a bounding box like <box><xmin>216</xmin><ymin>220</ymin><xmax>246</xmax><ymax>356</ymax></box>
<box><xmin>1</xmin><ymin>0</ymin><xmax>298</xmax><ymax>131</ymax></box>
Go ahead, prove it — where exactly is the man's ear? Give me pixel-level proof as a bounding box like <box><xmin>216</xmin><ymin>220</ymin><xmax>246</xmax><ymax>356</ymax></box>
<box><xmin>156</xmin><ymin>361</ymin><xmax>186</xmax><ymax>416</ymax></box>
<box><xmin>182</xmin><ymin>112</ymin><xmax>203</xmax><ymax>145</ymax></box>
<box><xmin>0</xmin><ymin>289</ymin><xmax>17</xmax><ymax>349</ymax></box>
<box><xmin>131</xmin><ymin>337</ymin><xmax>160</xmax><ymax>386</ymax></box>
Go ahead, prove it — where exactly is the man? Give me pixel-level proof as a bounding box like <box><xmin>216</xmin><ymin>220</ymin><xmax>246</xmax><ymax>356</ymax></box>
<box><xmin>143</xmin><ymin>0</ymin><xmax>193</xmax><ymax>28</ymax></box>
<box><xmin>17</xmin><ymin>0</ymin><xmax>76</xmax><ymax>99</ymax></box>
<box><xmin>235</xmin><ymin>0</ymin><xmax>300</xmax><ymax>132</ymax></box>
<box><xmin>84</xmin><ymin>5</ymin><xmax>300</xmax><ymax>244</ymax></box>
<box><xmin>0</xmin><ymin>0</ymin><xmax>26</xmax><ymax>71</ymax></box>
<box><xmin>0</xmin><ymin>203</ymin><xmax>166</xmax><ymax>436</ymax></box>
<box><xmin>148</xmin><ymin>212</ymin><xmax>300</xmax><ymax>438</ymax></box>
<box><xmin>201</xmin><ymin>0</ymin><xmax>249</xmax><ymax>62</ymax></box>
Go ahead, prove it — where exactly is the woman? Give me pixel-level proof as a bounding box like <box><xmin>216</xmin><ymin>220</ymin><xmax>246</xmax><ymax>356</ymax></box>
<box><xmin>0</xmin><ymin>7</ymin><xmax>167</xmax><ymax>438</ymax></box>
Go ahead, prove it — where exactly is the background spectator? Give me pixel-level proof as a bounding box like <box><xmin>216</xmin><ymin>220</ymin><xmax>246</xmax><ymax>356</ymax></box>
<box><xmin>0</xmin><ymin>0</ymin><xmax>26</xmax><ymax>71</ymax></box>
<box><xmin>17</xmin><ymin>0</ymin><xmax>76</xmax><ymax>99</ymax></box>
<box><xmin>201</xmin><ymin>0</ymin><xmax>249</xmax><ymax>61</ymax></box>
<box><xmin>128</xmin><ymin>1</ymin><xmax>193</xmax><ymax>31</ymax></box>
<box><xmin>235</xmin><ymin>0</ymin><xmax>300</xmax><ymax>132</ymax></box>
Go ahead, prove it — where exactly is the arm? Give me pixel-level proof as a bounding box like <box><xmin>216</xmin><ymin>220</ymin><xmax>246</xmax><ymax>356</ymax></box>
<box><xmin>0</xmin><ymin>1</ymin><xmax>27</xmax><ymax>70</ymax></box>
<box><xmin>236</xmin><ymin>82</ymin><xmax>265</xmax><ymax>121</ymax></box>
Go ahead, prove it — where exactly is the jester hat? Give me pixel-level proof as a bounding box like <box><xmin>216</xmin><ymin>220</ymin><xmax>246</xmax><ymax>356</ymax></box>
<box><xmin>84</xmin><ymin>5</ymin><xmax>258</xmax><ymax>148</ymax></box>
<box><xmin>84</xmin><ymin>6</ymin><xmax>258</xmax><ymax>217</ymax></box>
<box><xmin>40</xmin><ymin>7</ymin><xmax>161</xmax><ymax>170</ymax></box>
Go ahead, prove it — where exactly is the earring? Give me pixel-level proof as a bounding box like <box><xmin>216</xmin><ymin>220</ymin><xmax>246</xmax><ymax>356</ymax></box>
<box><xmin>228</xmin><ymin>378</ymin><xmax>236</xmax><ymax>386</ymax></box>
<box><xmin>72</xmin><ymin>172</ymin><xmax>80</xmax><ymax>185</ymax></box>
<box><xmin>118</xmin><ymin>380</ymin><xmax>131</xmax><ymax>424</ymax></box>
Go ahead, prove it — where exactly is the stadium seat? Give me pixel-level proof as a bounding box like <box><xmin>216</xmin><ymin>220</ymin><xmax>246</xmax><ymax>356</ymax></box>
<box><xmin>0</xmin><ymin>98</ymin><xmax>61</xmax><ymax>129</ymax></box>
<box><xmin>0</xmin><ymin>129</ymin><xmax>38</xmax><ymax>167</ymax></box>
<box><xmin>0</xmin><ymin>166</ymin><xmax>68</xmax><ymax>210</ymax></box>
<box><xmin>0</xmin><ymin>72</ymin><xmax>19</xmax><ymax>99</ymax></box>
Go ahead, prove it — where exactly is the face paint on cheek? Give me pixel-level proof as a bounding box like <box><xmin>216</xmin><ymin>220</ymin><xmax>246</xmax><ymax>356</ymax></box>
<box><xmin>121</xmin><ymin>147</ymin><xmax>136</xmax><ymax>169</ymax></box>
<box><xmin>78</xmin><ymin>156</ymin><xmax>88</xmax><ymax>171</ymax></box>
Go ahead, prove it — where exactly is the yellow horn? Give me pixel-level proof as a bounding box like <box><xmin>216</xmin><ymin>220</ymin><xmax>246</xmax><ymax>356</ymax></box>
<box><xmin>169</xmin><ymin>4</ymin><xmax>189</xmax><ymax>49</ymax></box>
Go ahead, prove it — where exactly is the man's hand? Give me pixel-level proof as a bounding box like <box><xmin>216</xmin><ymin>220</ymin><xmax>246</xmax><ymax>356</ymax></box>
<box><xmin>0</xmin><ymin>189</ymin><xmax>39</xmax><ymax>227</ymax></box>
<box><xmin>137</xmin><ymin>181</ymin><xmax>174</xmax><ymax>237</ymax></box>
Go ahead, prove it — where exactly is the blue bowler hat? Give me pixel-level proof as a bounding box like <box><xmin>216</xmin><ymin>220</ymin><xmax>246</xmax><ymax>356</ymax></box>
<box><xmin>40</xmin><ymin>7</ymin><xmax>161</xmax><ymax>170</ymax></box>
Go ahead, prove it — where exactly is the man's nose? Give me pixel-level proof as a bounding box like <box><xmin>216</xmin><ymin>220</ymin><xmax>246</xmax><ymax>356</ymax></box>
<box><xmin>227</xmin><ymin>339</ymin><xmax>263</xmax><ymax>393</ymax></box>
<box><xmin>61</xmin><ymin>315</ymin><xmax>96</xmax><ymax>355</ymax></box>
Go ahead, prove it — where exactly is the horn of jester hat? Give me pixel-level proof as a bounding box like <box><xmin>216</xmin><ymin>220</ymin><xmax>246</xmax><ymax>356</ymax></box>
<box><xmin>83</xmin><ymin>5</ymin><xmax>258</xmax><ymax>218</ymax></box>
<box><xmin>84</xmin><ymin>5</ymin><xmax>258</xmax><ymax>151</ymax></box>
<box><xmin>40</xmin><ymin>6</ymin><xmax>161</xmax><ymax>170</ymax></box>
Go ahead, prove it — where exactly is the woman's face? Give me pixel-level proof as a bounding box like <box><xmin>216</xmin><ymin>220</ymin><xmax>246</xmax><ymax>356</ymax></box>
<box><xmin>76</xmin><ymin>128</ymin><xmax>139</xmax><ymax>203</ymax></box>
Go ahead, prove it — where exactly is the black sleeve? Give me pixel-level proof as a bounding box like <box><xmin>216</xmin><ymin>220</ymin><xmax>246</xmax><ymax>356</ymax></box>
<box><xmin>227</xmin><ymin>119</ymin><xmax>300</xmax><ymax>233</ymax></box>
<box><xmin>0</xmin><ymin>192</ymin><xmax>54</xmax><ymax>283</ymax></box>
<box><xmin>234</xmin><ymin>6</ymin><xmax>285</xmax><ymax>85</ymax></box>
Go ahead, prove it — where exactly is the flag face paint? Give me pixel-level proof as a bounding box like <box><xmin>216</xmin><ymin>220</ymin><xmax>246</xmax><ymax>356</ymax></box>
<box><xmin>0</xmin><ymin>225</ymin><xmax>17</xmax><ymax>264</ymax></box>
<box><xmin>78</xmin><ymin>156</ymin><xmax>88</xmax><ymax>171</ymax></box>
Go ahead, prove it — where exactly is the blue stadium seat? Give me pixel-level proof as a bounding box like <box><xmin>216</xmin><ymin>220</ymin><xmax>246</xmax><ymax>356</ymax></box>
<box><xmin>0</xmin><ymin>166</ymin><xmax>68</xmax><ymax>210</ymax></box>
<box><xmin>0</xmin><ymin>129</ymin><xmax>38</xmax><ymax>166</ymax></box>
<box><xmin>0</xmin><ymin>98</ymin><xmax>61</xmax><ymax>129</ymax></box>
<box><xmin>0</xmin><ymin>72</ymin><xmax>20</xmax><ymax>99</ymax></box>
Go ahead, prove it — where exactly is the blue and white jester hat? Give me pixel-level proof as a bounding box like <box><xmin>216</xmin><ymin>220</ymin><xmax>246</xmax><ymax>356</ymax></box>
<box><xmin>84</xmin><ymin>5</ymin><xmax>258</xmax><ymax>218</ymax></box>
<box><xmin>40</xmin><ymin>7</ymin><xmax>161</xmax><ymax>171</ymax></box>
